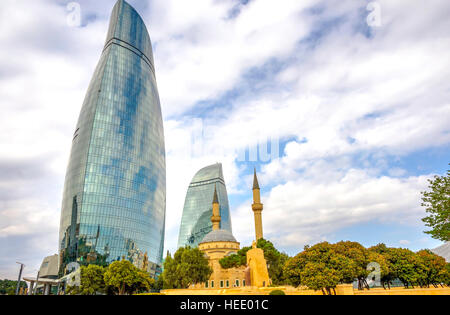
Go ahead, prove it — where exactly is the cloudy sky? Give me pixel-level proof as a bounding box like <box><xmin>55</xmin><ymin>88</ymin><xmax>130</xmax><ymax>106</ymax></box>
<box><xmin>1</xmin><ymin>0</ymin><xmax>449</xmax><ymax>279</ymax></box>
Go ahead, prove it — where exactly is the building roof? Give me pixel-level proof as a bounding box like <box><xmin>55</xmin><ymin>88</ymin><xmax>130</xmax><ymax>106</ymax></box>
<box><xmin>191</xmin><ymin>163</ymin><xmax>224</xmax><ymax>184</ymax></box>
<box><xmin>38</xmin><ymin>254</ymin><xmax>59</xmax><ymax>278</ymax></box>
<box><xmin>200</xmin><ymin>229</ymin><xmax>238</xmax><ymax>244</ymax></box>
<box><xmin>106</xmin><ymin>0</ymin><xmax>154</xmax><ymax>65</ymax></box>
<box><xmin>177</xmin><ymin>162</ymin><xmax>232</xmax><ymax>249</ymax></box>
<box><xmin>431</xmin><ymin>242</ymin><xmax>450</xmax><ymax>262</ymax></box>
<box><xmin>23</xmin><ymin>277</ymin><xmax>61</xmax><ymax>285</ymax></box>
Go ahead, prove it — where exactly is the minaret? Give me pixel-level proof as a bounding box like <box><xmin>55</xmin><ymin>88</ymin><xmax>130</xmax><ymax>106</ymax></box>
<box><xmin>211</xmin><ymin>185</ymin><xmax>221</xmax><ymax>231</ymax></box>
<box><xmin>252</xmin><ymin>169</ymin><xmax>264</xmax><ymax>240</ymax></box>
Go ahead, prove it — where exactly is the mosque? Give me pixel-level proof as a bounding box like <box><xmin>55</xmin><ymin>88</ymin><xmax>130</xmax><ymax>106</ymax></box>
<box><xmin>192</xmin><ymin>170</ymin><xmax>271</xmax><ymax>290</ymax></box>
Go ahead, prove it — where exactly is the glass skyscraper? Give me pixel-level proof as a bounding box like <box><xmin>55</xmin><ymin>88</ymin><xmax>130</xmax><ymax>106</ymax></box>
<box><xmin>59</xmin><ymin>0</ymin><xmax>166</xmax><ymax>277</ymax></box>
<box><xmin>177</xmin><ymin>164</ymin><xmax>232</xmax><ymax>248</ymax></box>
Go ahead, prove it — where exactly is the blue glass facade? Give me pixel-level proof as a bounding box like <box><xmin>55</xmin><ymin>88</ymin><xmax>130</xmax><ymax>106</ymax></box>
<box><xmin>177</xmin><ymin>164</ymin><xmax>232</xmax><ymax>248</ymax></box>
<box><xmin>59</xmin><ymin>0</ymin><xmax>166</xmax><ymax>277</ymax></box>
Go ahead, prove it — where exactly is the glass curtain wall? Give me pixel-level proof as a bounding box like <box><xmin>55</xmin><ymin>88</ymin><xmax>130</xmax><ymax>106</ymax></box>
<box><xmin>58</xmin><ymin>0</ymin><xmax>166</xmax><ymax>278</ymax></box>
<box><xmin>177</xmin><ymin>164</ymin><xmax>232</xmax><ymax>248</ymax></box>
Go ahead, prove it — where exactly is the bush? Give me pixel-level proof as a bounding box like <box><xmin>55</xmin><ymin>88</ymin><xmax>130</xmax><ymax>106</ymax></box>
<box><xmin>7</xmin><ymin>288</ymin><xmax>16</xmax><ymax>295</ymax></box>
<box><xmin>269</xmin><ymin>290</ymin><xmax>286</xmax><ymax>295</ymax></box>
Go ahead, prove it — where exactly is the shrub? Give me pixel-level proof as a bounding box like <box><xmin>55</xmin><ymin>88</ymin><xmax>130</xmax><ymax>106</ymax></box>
<box><xmin>269</xmin><ymin>290</ymin><xmax>286</xmax><ymax>295</ymax></box>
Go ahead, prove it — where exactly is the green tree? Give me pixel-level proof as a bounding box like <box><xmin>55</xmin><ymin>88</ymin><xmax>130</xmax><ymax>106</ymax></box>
<box><xmin>219</xmin><ymin>246</ymin><xmax>251</xmax><ymax>269</ymax></box>
<box><xmin>130</xmin><ymin>269</ymin><xmax>155</xmax><ymax>294</ymax></box>
<box><xmin>0</xmin><ymin>279</ymin><xmax>27</xmax><ymax>295</ymax></box>
<box><xmin>300</xmin><ymin>262</ymin><xmax>341</xmax><ymax>295</ymax></box>
<box><xmin>67</xmin><ymin>264</ymin><xmax>106</xmax><ymax>295</ymax></box>
<box><xmin>333</xmin><ymin>241</ymin><xmax>370</xmax><ymax>289</ymax></box>
<box><xmin>368</xmin><ymin>243</ymin><xmax>397</xmax><ymax>289</ymax></box>
<box><xmin>285</xmin><ymin>241</ymin><xmax>449</xmax><ymax>292</ymax></box>
<box><xmin>162</xmin><ymin>247</ymin><xmax>212</xmax><ymax>289</ymax></box>
<box><xmin>7</xmin><ymin>288</ymin><xmax>16</xmax><ymax>295</ymax></box>
<box><xmin>269</xmin><ymin>289</ymin><xmax>286</xmax><ymax>295</ymax></box>
<box><xmin>103</xmin><ymin>260</ymin><xmax>153</xmax><ymax>295</ymax></box>
<box><xmin>369</xmin><ymin>243</ymin><xmax>389</xmax><ymax>255</ymax></box>
<box><xmin>153</xmin><ymin>275</ymin><xmax>164</xmax><ymax>292</ymax></box>
<box><xmin>421</xmin><ymin>167</ymin><xmax>450</xmax><ymax>242</ymax></box>
<box><xmin>328</xmin><ymin>251</ymin><xmax>359</xmax><ymax>285</ymax></box>
<box><xmin>367</xmin><ymin>250</ymin><xmax>392</xmax><ymax>289</ymax></box>
<box><xmin>384</xmin><ymin>247</ymin><xmax>420</xmax><ymax>288</ymax></box>
<box><xmin>441</xmin><ymin>263</ymin><xmax>450</xmax><ymax>286</ymax></box>
<box><xmin>416</xmin><ymin>249</ymin><xmax>447</xmax><ymax>287</ymax></box>
<box><xmin>161</xmin><ymin>252</ymin><xmax>178</xmax><ymax>289</ymax></box>
<box><xmin>283</xmin><ymin>254</ymin><xmax>304</xmax><ymax>288</ymax></box>
<box><xmin>284</xmin><ymin>242</ymin><xmax>357</xmax><ymax>294</ymax></box>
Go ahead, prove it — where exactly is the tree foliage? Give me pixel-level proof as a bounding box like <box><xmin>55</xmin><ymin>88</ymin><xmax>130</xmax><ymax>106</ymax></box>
<box><xmin>334</xmin><ymin>241</ymin><xmax>371</xmax><ymax>287</ymax></box>
<box><xmin>368</xmin><ymin>246</ymin><xmax>448</xmax><ymax>289</ymax></box>
<box><xmin>416</xmin><ymin>250</ymin><xmax>447</xmax><ymax>287</ymax></box>
<box><xmin>219</xmin><ymin>246</ymin><xmax>251</xmax><ymax>269</ymax></box>
<box><xmin>269</xmin><ymin>289</ymin><xmax>286</xmax><ymax>295</ymax></box>
<box><xmin>162</xmin><ymin>247</ymin><xmax>212</xmax><ymax>289</ymax></box>
<box><xmin>284</xmin><ymin>241</ymin><xmax>449</xmax><ymax>294</ymax></box>
<box><xmin>65</xmin><ymin>261</ymin><xmax>154</xmax><ymax>295</ymax></box>
<box><xmin>284</xmin><ymin>242</ymin><xmax>357</xmax><ymax>294</ymax></box>
<box><xmin>103</xmin><ymin>260</ymin><xmax>154</xmax><ymax>295</ymax></box>
<box><xmin>383</xmin><ymin>247</ymin><xmax>420</xmax><ymax>288</ymax></box>
<box><xmin>153</xmin><ymin>274</ymin><xmax>164</xmax><ymax>292</ymax></box>
<box><xmin>300</xmin><ymin>262</ymin><xmax>341</xmax><ymax>295</ymax></box>
<box><xmin>67</xmin><ymin>264</ymin><xmax>106</xmax><ymax>295</ymax></box>
<box><xmin>442</xmin><ymin>263</ymin><xmax>450</xmax><ymax>286</ymax></box>
<box><xmin>0</xmin><ymin>280</ymin><xmax>27</xmax><ymax>295</ymax></box>
<box><xmin>421</xmin><ymin>167</ymin><xmax>450</xmax><ymax>242</ymax></box>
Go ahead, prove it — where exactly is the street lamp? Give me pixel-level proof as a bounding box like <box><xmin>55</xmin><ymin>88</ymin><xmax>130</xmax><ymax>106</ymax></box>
<box><xmin>15</xmin><ymin>262</ymin><xmax>25</xmax><ymax>295</ymax></box>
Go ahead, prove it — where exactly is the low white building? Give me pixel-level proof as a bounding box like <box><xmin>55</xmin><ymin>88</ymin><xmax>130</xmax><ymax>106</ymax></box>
<box><xmin>24</xmin><ymin>254</ymin><xmax>59</xmax><ymax>295</ymax></box>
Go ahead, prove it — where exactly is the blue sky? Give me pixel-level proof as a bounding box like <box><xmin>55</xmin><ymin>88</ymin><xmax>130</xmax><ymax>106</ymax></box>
<box><xmin>0</xmin><ymin>0</ymin><xmax>449</xmax><ymax>279</ymax></box>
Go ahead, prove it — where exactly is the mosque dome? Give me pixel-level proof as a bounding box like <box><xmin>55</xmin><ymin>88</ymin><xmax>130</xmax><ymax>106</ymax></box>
<box><xmin>200</xmin><ymin>229</ymin><xmax>238</xmax><ymax>244</ymax></box>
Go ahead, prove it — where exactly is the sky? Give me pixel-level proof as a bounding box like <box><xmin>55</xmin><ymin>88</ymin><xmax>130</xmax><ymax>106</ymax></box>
<box><xmin>0</xmin><ymin>0</ymin><xmax>449</xmax><ymax>279</ymax></box>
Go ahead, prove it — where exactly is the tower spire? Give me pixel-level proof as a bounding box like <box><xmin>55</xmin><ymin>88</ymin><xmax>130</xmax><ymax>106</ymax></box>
<box><xmin>211</xmin><ymin>185</ymin><xmax>221</xmax><ymax>231</ymax></box>
<box><xmin>253</xmin><ymin>168</ymin><xmax>260</xmax><ymax>190</ymax></box>
<box><xmin>213</xmin><ymin>184</ymin><xmax>219</xmax><ymax>204</ymax></box>
<box><xmin>252</xmin><ymin>170</ymin><xmax>263</xmax><ymax>240</ymax></box>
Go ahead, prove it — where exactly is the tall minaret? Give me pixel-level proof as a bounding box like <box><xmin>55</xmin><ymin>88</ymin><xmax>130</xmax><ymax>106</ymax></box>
<box><xmin>252</xmin><ymin>169</ymin><xmax>264</xmax><ymax>240</ymax></box>
<box><xmin>211</xmin><ymin>185</ymin><xmax>221</xmax><ymax>231</ymax></box>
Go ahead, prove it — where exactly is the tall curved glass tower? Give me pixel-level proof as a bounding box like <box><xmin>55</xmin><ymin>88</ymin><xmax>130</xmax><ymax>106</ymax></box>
<box><xmin>59</xmin><ymin>0</ymin><xmax>166</xmax><ymax>277</ymax></box>
<box><xmin>177</xmin><ymin>164</ymin><xmax>232</xmax><ymax>248</ymax></box>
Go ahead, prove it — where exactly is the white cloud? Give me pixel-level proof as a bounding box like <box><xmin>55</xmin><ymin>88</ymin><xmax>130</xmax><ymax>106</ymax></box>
<box><xmin>231</xmin><ymin>162</ymin><xmax>431</xmax><ymax>251</ymax></box>
<box><xmin>399</xmin><ymin>240</ymin><xmax>411</xmax><ymax>246</ymax></box>
<box><xmin>146</xmin><ymin>0</ymin><xmax>316</xmax><ymax>117</ymax></box>
<box><xmin>0</xmin><ymin>200</ymin><xmax>59</xmax><ymax>238</ymax></box>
